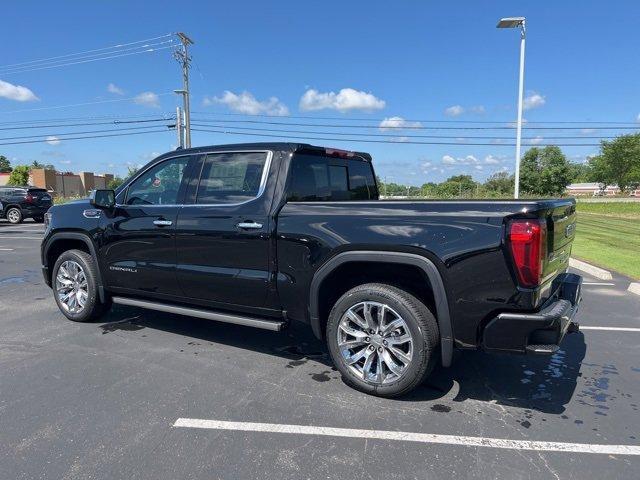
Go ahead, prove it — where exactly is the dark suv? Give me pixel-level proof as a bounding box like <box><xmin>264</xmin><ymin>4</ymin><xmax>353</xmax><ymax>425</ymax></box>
<box><xmin>0</xmin><ymin>186</ymin><xmax>52</xmax><ymax>223</ymax></box>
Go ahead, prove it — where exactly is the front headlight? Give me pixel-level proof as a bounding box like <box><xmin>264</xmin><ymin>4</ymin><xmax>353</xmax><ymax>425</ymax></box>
<box><xmin>44</xmin><ymin>212</ymin><xmax>52</xmax><ymax>230</ymax></box>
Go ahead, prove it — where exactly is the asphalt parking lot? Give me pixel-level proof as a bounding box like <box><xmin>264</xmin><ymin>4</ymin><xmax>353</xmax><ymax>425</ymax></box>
<box><xmin>1</xmin><ymin>219</ymin><xmax>639</xmax><ymax>479</ymax></box>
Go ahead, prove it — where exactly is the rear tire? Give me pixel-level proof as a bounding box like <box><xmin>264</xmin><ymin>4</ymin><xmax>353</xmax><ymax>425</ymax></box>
<box><xmin>33</xmin><ymin>215</ymin><xmax>44</xmax><ymax>223</ymax></box>
<box><xmin>6</xmin><ymin>207</ymin><xmax>23</xmax><ymax>224</ymax></box>
<box><xmin>326</xmin><ymin>283</ymin><xmax>439</xmax><ymax>398</ymax></box>
<box><xmin>52</xmin><ymin>249</ymin><xmax>110</xmax><ymax>322</ymax></box>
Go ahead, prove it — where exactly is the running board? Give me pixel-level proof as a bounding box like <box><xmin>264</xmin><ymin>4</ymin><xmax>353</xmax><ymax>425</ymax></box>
<box><xmin>112</xmin><ymin>297</ymin><xmax>286</xmax><ymax>332</ymax></box>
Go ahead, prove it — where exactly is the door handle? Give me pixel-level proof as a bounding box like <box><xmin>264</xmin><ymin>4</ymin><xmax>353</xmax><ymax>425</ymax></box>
<box><xmin>153</xmin><ymin>219</ymin><xmax>173</xmax><ymax>227</ymax></box>
<box><xmin>237</xmin><ymin>221</ymin><xmax>263</xmax><ymax>229</ymax></box>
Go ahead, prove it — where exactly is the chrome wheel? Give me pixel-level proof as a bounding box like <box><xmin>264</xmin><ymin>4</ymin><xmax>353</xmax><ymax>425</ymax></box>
<box><xmin>7</xmin><ymin>208</ymin><xmax>20</xmax><ymax>223</ymax></box>
<box><xmin>337</xmin><ymin>301</ymin><xmax>414</xmax><ymax>385</ymax></box>
<box><xmin>55</xmin><ymin>260</ymin><xmax>88</xmax><ymax>314</ymax></box>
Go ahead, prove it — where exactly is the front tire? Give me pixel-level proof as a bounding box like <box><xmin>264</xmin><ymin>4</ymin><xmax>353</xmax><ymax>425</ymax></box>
<box><xmin>52</xmin><ymin>249</ymin><xmax>110</xmax><ymax>322</ymax></box>
<box><xmin>6</xmin><ymin>207</ymin><xmax>23</xmax><ymax>224</ymax></box>
<box><xmin>326</xmin><ymin>283</ymin><xmax>439</xmax><ymax>397</ymax></box>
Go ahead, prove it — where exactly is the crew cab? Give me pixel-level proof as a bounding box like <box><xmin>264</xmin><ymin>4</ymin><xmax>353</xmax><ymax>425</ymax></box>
<box><xmin>41</xmin><ymin>143</ymin><xmax>582</xmax><ymax>397</ymax></box>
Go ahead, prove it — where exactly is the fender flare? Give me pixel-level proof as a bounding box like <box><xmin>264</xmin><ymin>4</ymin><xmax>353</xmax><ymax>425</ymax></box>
<box><xmin>309</xmin><ymin>251</ymin><xmax>454</xmax><ymax>367</ymax></box>
<box><xmin>43</xmin><ymin>232</ymin><xmax>106</xmax><ymax>302</ymax></box>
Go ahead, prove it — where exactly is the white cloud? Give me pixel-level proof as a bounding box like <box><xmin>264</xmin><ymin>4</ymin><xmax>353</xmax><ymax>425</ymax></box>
<box><xmin>441</xmin><ymin>154</ymin><xmax>480</xmax><ymax>166</ymax></box>
<box><xmin>484</xmin><ymin>155</ymin><xmax>501</xmax><ymax>165</ymax></box>
<box><xmin>469</xmin><ymin>105</ymin><xmax>486</xmax><ymax>114</ymax></box>
<box><xmin>59</xmin><ymin>160</ymin><xmax>72</xmax><ymax>165</ymax></box>
<box><xmin>523</xmin><ymin>91</ymin><xmax>546</xmax><ymax>110</ymax></box>
<box><xmin>46</xmin><ymin>136</ymin><xmax>61</xmax><ymax>145</ymax></box>
<box><xmin>378</xmin><ymin>116</ymin><xmax>422</xmax><ymax>133</ymax></box>
<box><xmin>107</xmin><ymin>83</ymin><xmax>125</xmax><ymax>95</ymax></box>
<box><xmin>580</xmin><ymin>128</ymin><xmax>597</xmax><ymax>135</ymax></box>
<box><xmin>204</xmin><ymin>90</ymin><xmax>289</xmax><ymax>116</ymax></box>
<box><xmin>636</xmin><ymin>113</ymin><xmax>640</xmax><ymax>122</ymax></box>
<box><xmin>299</xmin><ymin>88</ymin><xmax>385</xmax><ymax>112</ymax></box>
<box><xmin>0</xmin><ymin>79</ymin><xmax>39</xmax><ymax>102</ymax></box>
<box><xmin>444</xmin><ymin>105</ymin><xmax>465</xmax><ymax>117</ymax></box>
<box><xmin>529</xmin><ymin>135</ymin><xmax>544</xmax><ymax>145</ymax></box>
<box><xmin>133</xmin><ymin>91</ymin><xmax>160</xmax><ymax>108</ymax></box>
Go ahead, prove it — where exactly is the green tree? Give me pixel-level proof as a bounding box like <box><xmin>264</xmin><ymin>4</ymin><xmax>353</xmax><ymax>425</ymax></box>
<box><xmin>483</xmin><ymin>171</ymin><xmax>514</xmax><ymax>196</ymax></box>
<box><xmin>6</xmin><ymin>165</ymin><xmax>30</xmax><ymax>186</ymax></box>
<box><xmin>435</xmin><ymin>174</ymin><xmax>477</xmax><ymax>197</ymax></box>
<box><xmin>588</xmin><ymin>134</ymin><xmax>640</xmax><ymax>192</ymax></box>
<box><xmin>0</xmin><ymin>155</ymin><xmax>11</xmax><ymax>173</ymax></box>
<box><xmin>568</xmin><ymin>162</ymin><xmax>592</xmax><ymax>183</ymax></box>
<box><xmin>520</xmin><ymin>146</ymin><xmax>572</xmax><ymax>196</ymax></box>
<box><xmin>107</xmin><ymin>176</ymin><xmax>124</xmax><ymax>190</ymax></box>
<box><xmin>31</xmin><ymin>160</ymin><xmax>55</xmax><ymax>170</ymax></box>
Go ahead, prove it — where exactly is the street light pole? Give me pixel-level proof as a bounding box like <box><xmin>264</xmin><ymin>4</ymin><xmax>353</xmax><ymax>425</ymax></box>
<box><xmin>497</xmin><ymin>17</ymin><xmax>526</xmax><ymax>198</ymax></box>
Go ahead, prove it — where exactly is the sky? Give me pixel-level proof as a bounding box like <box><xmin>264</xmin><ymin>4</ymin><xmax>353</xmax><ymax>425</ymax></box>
<box><xmin>1</xmin><ymin>0</ymin><xmax>639</xmax><ymax>186</ymax></box>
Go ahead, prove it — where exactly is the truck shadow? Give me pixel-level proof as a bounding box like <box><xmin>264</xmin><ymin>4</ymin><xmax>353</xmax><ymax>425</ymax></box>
<box><xmin>99</xmin><ymin>306</ymin><xmax>586</xmax><ymax>415</ymax></box>
<box><xmin>407</xmin><ymin>332</ymin><xmax>587</xmax><ymax>414</ymax></box>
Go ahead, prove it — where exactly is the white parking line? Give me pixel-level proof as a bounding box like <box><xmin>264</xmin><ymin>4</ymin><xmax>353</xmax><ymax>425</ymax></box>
<box><xmin>0</xmin><ymin>236</ymin><xmax>42</xmax><ymax>240</ymax></box>
<box><xmin>173</xmin><ymin>418</ymin><xmax>640</xmax><ymax>456</ymax></box>
<box><xmin>580</xmin><ymin>326</ymin><xmax>640</xmax><ymax>332</ymax></box>
<box><xmin>582</xmin><ymin>282</ymin><xmax>615</xmax><ymax>286</ymax></box>
<box><xmin>0</xmin><ymin>248</ymin><xmax>14</xmax><ymax>251</ymax></box>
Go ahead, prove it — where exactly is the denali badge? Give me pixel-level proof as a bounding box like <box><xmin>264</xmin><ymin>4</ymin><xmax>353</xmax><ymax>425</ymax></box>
<box><xmin>109</xmin><ymin>266</ymin><xmax>138</xmax><ymax>273</ymax></box>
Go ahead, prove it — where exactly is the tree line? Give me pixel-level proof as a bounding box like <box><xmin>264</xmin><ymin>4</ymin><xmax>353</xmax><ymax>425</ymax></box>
<box><xmin>378</xmin><ymin>133</ymin><xmax>640</xmax><ymax>198</ymax></box>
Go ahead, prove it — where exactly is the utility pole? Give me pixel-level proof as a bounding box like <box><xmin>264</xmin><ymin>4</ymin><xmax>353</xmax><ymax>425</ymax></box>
<box><xmin>175</xmin><ymin>106</ymin><xmax>183</xmax><ymax>148</ymax></box>
<box><xmin>174</xmin><ymin>32</ymin><xmax>194</xmax><ymax>148</ymax></box>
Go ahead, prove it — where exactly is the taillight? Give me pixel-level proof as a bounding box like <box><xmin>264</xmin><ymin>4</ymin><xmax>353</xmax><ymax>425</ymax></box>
<box><xmin>25</xmin><ymin>194</ymin><xmax>35</xmax><ymax>203</ymax></box>
<box><xmin>508</xmin><ymin>219</ymin><xmax>547</xmax><ymax>288</ymax></box>
<box><xmin>325</xmin><ymin>148</ymin><xmax>355</xmax><ymax>159</ymax></box>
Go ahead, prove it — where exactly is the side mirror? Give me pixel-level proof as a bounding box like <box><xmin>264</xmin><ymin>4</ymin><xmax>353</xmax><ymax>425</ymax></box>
<box><xmin>89</xmin><ymin>189</ymin><xmax>116</xmax><ymax>209</ymax></box>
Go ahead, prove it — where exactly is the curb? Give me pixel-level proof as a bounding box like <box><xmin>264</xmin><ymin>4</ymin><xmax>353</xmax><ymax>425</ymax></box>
<box><xmin>628</xmin><ymin>283</ymin><xmax>640</xmax><ymax>297</ymax></box>
<box><xmin>569</xmin><ymin>258</ymin><xmax>613</xmax><ymax>280</ymax></box>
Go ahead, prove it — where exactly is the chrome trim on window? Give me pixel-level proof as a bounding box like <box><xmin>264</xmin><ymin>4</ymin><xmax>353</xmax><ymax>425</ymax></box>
<box><xmin>118</xmin><ymin>150</ymin><xmax>273</xmax><ymax>208</ymax></box>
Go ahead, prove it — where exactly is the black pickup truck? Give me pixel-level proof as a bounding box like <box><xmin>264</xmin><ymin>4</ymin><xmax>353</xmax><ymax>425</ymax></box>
<box><xmin>41</xmin><ymin>143</ymin><xmax>582</xmax><ymax>397</ymax></box>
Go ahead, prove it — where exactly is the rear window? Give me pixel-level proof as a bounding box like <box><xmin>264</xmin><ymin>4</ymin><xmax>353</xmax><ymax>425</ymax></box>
<box><xmin>287</xmin><ymin>154</ymin><xmax>377</xmax><ymax>201</ymax></box>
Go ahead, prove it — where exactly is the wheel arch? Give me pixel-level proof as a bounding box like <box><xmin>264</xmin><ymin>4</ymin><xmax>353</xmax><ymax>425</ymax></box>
<box><xmin>43</xmin><ymin>232</ymin><xmax>105</xmax><ymax>302</ymax></box>
<box><xmin>309</xmin><ymin>251</ymin><xmax>454</xmax><ymax>367</ymax></box>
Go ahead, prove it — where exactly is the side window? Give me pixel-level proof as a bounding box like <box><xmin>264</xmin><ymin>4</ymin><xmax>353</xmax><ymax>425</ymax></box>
<box><xmin>126</xmin><ymin>156</ymin><xmax>189</xmax><ymax>205</ymax></box>
<box><xmin>196</xmin><ymin>152</ymin><xmax>269</xmax><ymax>204</ymax></box>
<box><xmin>347</xmin><ymin>160</ymin><xmax>377</xmax><ymax>200</ymax></box>
<box><xmin>287</xmin><ymin>155</ymin><xmax>377</xmax><ymax>201</ymax></box>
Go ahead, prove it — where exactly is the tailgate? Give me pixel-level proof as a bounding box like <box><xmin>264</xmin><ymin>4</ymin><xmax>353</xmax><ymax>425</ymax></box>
<box><xmin>543</xmin><ymin>201</ymin><xmax>577</xmax><ymax>281</ymax></box>
<box><xmin>29</xmin><ymin>188</ymin><xmax>52</xmax><ymax>206</ymax></box>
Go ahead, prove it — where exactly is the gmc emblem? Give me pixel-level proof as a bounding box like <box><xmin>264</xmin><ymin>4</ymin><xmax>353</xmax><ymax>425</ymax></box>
<box><xmin>565</xmin><ymin>223</ymin><xmax>576</xmax><ymax>238</ymax></box>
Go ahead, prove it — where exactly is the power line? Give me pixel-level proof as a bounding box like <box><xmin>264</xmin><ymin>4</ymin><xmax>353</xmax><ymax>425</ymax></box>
<box><xmin>0</xmin><ymin>112</ymin><xmax>172</xmax><ymax>126</ymax></box>
<box><xmin>0</xmin><ymin>129</ymin><xmax>170</xmax><ymax>146</ymax></box>
<box><xmin>0</xmin><ymin>118</ymin><xmax>173</xmax><ymax>131</ymax></box>
<box><xmin>0</xmin><ymin>33</ymin><xmax>173</xmax><ymax>70</ymax></box>
<box><xmin>191</xmin><ymin>117</ymin><xmax>640</xmax><ymax>131</ymax></box>
<box><xmin>190</xmin><ymin>122</ymin><xmax>619</xmax><ymax>141</ymax></box>
<box><xmin>0</xmin><ymin>40</ymin><xmax>176</xmax><ymax>75</ymax></box>
<box><xmin>0</xmin><ymin>124</ymin><xmax>173</xmax><ymax>142</ymax></box>
<box><xmin>0</xmin><ymin>93</ymin><xmax>175</xmax><ymax>115</ymax></box>
<box><xmin>192</xmin><ymin>127</ymin><xmax>602</xmax><ymax>147</ymax></box>
<box><xmin>0</xmin><ymin>45</ymin><xmax>176</xmax><ymax>76</ymax></box>
<box><xmin>191</xmin><ymin>110</ymin><xmax>640</xmax><ymax>126</ymax></box>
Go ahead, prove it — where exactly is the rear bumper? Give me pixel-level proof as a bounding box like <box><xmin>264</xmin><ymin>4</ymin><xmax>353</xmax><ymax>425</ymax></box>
<box><xmin>482</xmin><ymin>273</ymin><xmax>582</xmax><ymax>355</ymax></box>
